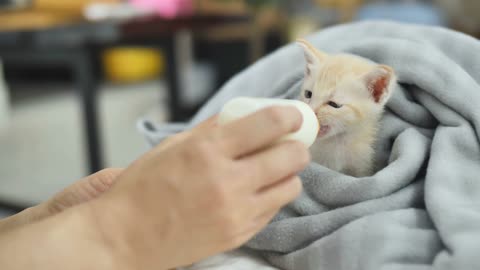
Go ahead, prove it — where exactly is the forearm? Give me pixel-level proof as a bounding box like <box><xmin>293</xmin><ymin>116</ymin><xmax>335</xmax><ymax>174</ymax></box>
<box><xmin>0</xmin><ymin>168</ymin><xmax>124</xmax><ymax>234</ymax></box>
<box><xmin>0</xmin><ymin>168</ymin><xmax>177</xmax><ymax>270</ymax></box>
<box><xmin>0</xmin><ymin>207</ymin><xmax>37</xmax><ymax>233</ymax></box>
<box><xmin>0</xmin><ymin>203</ymin><xmax>123</xmax><ymax>270</ymax></box>
<box><xmin>0</xmin><ymin>203</ymin><xmax>54</xmax><ymax>233</ymax></box>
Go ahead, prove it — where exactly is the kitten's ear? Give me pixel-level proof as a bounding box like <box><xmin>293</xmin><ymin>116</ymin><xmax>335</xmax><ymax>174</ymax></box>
<box><xmin>364</xmin><ymin>65</ymin><xmax>395</xmax><ymax>105</ymax></box>
<box><xmin>297</xmin><ymin>39</ymin><xmax>327</xmax><ymax>77</ymax></box>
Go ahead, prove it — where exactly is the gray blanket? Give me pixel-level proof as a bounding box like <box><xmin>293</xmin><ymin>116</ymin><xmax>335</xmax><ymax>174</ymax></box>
<box><xmin>139</xmin><ymin>21</ymin><xmax>480</xmax><ymax>270</ymax></box>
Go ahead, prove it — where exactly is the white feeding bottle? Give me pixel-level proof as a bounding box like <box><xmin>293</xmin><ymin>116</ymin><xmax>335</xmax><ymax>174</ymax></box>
<box><xmin>218</xmin><ymin>97</ymin><xmax>319</xmax><ymax>148</ymax></box>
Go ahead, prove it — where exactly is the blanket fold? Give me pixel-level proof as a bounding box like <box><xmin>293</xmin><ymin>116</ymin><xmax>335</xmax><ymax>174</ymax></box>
<box><xmin>140</xmin><ymin>21</ymin><xmax>480</xmax><ymax>270</ymax></box>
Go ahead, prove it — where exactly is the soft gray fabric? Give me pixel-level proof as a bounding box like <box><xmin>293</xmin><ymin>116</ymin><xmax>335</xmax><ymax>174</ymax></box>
<box><xmin>139</xmin><ymin>21</ymin><xmax>480</xmax><ymax>270</ymax></box>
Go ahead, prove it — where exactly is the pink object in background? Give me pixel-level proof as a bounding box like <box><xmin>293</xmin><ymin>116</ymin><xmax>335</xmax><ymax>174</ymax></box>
<box><xmin>130</xmin><ymin>0</ymin><xmax>194</xmax><ymax>18</ymax></box>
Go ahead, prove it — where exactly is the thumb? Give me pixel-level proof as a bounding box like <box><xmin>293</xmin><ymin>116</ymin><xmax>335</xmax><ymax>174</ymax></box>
<box><xmin>154</xmin><ymin>115</ymin><xmax>219</xmax><ymax>153</ymax></box>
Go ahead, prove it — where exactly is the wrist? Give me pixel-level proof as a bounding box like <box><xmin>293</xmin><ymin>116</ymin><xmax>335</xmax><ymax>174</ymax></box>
<box><xmin>57</xmin><ymin>204</ymin><xmax>124</xmax><ymax>270</ymax></box>
<box><xmin>77</xmin><ymin>199</ymin><xmax>133</xmax><ymax>270</ymax></box>
<box><xmin>87</xmin><ymin>193</ymin><xmax>176</xmax><ymax>270</ymax></box>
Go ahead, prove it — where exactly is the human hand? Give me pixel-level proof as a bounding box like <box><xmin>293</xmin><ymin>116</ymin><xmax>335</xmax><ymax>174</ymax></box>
<box><xmin>0</xmin><ymin>117</ymin><xmax>224</xmax><ymax>270</ymax></box>
<box><xmin>91</xmin><ymin>107</ymin><xmax>311</xmax><ymax>270</ymax></box>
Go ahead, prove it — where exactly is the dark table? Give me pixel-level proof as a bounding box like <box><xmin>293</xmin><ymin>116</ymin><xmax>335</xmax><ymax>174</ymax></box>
<box><xmin>0</xmin><ymin>15</ymin><xmax>250</xmax><ymax>175</ymax></box>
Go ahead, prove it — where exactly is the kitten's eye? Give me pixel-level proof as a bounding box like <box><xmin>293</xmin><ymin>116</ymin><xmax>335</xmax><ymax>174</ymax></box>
<box><xmin>304</xmin><ymin>90</ymin><xmax>312</xmax><ymax>99</ymax></box>
<box><xmin>328</xmin><ymin>101</ymin><xmax>342</xmax><ymax>108</ymax></box>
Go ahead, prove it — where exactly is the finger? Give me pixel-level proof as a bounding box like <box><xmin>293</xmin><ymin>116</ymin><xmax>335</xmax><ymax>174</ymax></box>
<box><xmin>152</xmin><ymin>132</ymin><xmax>192</xmax><ymax>155</ymax></box>
<box><xmin>256</xmin><ymin>210</ymin><xmax>278</xmax><ymax>225</ymax></box>
<box><xmin>218</xmin><ymin>106</ymin><xmax>303</xmax><ymax>158</ymax></box>
<box><xmin>192</xmin><ymin>115</ymin><xmax>219</xmax><ymax>133</ymax></box>
<box><xmin>252</xmin><ymin>209</ymin><xmax>278</xmax><ymax>233</ymax></box>
<box><xmin>153</xmin><ymin>115</ymin><xmax>219</xmax><ymax>153</ymax></box>
<box><xmin>228</xmin><ymin>176</ymin><xmax>301</xmax><ymax>247</ymax></box>
<box><xmin>170</xmin><ymin>115</ymin><xmax>218</xmax><ymax>143</ymax></box>
<box><xmin>231</xmin><ymin>209</ymin><xmax>280</xmax><ymax>249</ymax></box>
<box><xmin>240</xmin><ymin>141</ymin><xmax>310</xmax><ymax>190</ymax></box>
<box><xmin>254</xmin><ymin>176</ymin><xmax>303</xmax><ymax>215</ymax></box>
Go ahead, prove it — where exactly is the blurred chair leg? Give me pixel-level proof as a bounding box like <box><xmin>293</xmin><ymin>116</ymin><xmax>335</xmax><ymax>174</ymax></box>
<box><xmin>0</xmin><ymin>59</ymin><xmax>10</xmax><ymax>133</ymax></box>
<box><xmin>72</xmin><ymin>50</ymin><xmax>103</xmax><ymax>174</ymax></box>
<box><xmin>164</xmin><ymin>35</ymin><xmax>183</xmax><ymax>121</ymax></box>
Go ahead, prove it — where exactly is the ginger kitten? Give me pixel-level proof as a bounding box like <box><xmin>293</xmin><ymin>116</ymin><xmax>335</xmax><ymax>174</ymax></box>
<box><xmin>297</xmin><ymin>39</ymin><xmax>396</xmax><ymax>177</ymax></box>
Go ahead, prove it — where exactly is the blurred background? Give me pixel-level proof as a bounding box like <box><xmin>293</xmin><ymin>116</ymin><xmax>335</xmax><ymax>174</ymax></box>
<box><xmin>0</xmin><ymin>0</ymin><xmax>478</xmax><ymax>215</ymax></box>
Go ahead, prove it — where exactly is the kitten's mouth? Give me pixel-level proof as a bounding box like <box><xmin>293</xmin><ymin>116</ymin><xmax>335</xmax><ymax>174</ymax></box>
<box><xmin>317</xmin><ymin>124</ymin><xmax>331</xmax><ymax>138</ymax></box>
